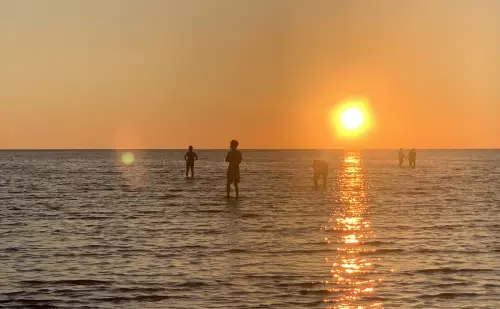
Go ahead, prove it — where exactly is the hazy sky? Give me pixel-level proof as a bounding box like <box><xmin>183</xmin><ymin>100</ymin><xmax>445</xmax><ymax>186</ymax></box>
<box><xmin>1</xmin><ymin>0</ymin><xmax>499</xmax><ymax>149</ymax></box>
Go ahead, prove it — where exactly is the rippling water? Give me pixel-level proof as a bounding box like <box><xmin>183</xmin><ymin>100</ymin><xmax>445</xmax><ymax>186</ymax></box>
<box><xmin>1</xmin><ymin>150</ymin><xmax>499</xmax><ymax>308</ymax></box>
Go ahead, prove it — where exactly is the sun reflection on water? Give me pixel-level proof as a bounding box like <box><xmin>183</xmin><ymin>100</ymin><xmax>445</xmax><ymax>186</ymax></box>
<box><xmin>322</xmin><ymin>152</ymin><xmax>384</xmax><ymax>309</ymax></box>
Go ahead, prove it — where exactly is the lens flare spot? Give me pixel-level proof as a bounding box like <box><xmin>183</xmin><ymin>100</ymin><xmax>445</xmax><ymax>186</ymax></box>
<box><xmin>121</xmin><ymin>152</ymin><xmax>135</xmax><ymax>165</ymax></box>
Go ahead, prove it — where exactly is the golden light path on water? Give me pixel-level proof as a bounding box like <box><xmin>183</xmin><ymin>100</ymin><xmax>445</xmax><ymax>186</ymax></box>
<box><xmin>322</xmin><ymin>153</ymin><xmax>384</xmax><ymax>309</ymax></box>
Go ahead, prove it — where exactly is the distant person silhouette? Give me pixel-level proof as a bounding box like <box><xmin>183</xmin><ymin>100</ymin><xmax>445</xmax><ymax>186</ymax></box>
<box><xmin>398</xmin><ymin>148</ymin><xmax>406</xmax><ymax>166</ymax></box>
<box><xmin>313</xmin><ymin>160</ymin><xmax>329</xmax><ymax>188</ymax></box>
<box><xmin>408</xmin><ymin>148</ymin><xmax>416</xmax><ymax>168</ymax></box>
<box><xmin>184</xmin><ymin>146</ymin><xmax>198</xmax><ymax>179</ymax></box>
<box><xmin>225</xmin><ymin>140</ymin><xmax>242</xmax><ymax>198</ymax></box>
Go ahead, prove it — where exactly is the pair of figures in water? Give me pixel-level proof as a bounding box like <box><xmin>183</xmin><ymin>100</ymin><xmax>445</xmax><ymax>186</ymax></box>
<box><xmin>184</xmin><ymin>140</ymin><xmax>242</xmax><ymax>198</ymax></box>
<box><xmin>399</xmin><ymin>148</ymin><xmax>417</xmax><ymax>167</ymax></box>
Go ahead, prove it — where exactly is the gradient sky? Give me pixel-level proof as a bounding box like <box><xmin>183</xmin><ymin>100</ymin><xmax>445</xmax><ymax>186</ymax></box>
<box><xmin>1</xmin><ymin>0</ymin><xmax>499</xmax><ymax>149</ymax></box>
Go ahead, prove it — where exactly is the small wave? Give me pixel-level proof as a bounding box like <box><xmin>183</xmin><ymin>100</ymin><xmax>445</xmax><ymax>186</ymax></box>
<box><xmin>166</xmin><ymin>245</ymin><xmax>210</xmax><ymax>250</ymax></box>
<box><xmin>275</xmin><ymin>281</ymin><xmax>324</xmax><ymax>288</ymax></box>
<box><xmin>199</xmin><ymin>202</ymin><xmax>224</xmax><ymax>206</ymax></box>
<box><xmin>406</xmin><ymin>190</ymin><xmax>429</xmax><ymax>195</ymax></box>
<box><xmin>114</xmin><ymin>287</ymin><xmax>165</xmax><ymax>293</ymax></box>
<box><xmin>484</xmin><ymin>283</ymin><xmax>500</xmax><ymax>288</ymax></box>
<box><xmin>241</xmin><ymin>213</ymin><xmax>260</xmax><ymax>219</ymax></box>
<box><xmin>138</xmin><ymin>210</ymin><xmax>165</xmax><ymax>215</ymax></box>
<box><xmin>0</xmin><ymin>299</ymin><xmax>59</xmax><ymax>308</ymax></box>
<box><xmin>21</xmin><ymin>279</ymin><xmax>112</xmax><ymax>286</ymax></box>
<box><xmin>415</xmin><ymin>248</ymin><xmax>488</xmax><ymax>254</ymax></box>
<box><xmin>299</xmin><ymin>289</ymin><xmax>329</xmax><ymax>295</ymax></box>
<box><xmin>281</xmin><ymin>249</ymin><xmax>331</xmax><ymax>254</ymax></box>
<box><xmin>418</xmin><ymin>292</ymin><xmax>482</xmax><ymax>299</ymax></box>
<box><xmin>159</xmin><ymin>194</ymin><xmax>182</xmax><ymax>199</ymax></box>
<box><xmin>412</xmin><ymin>268</ymin><xmax>493</xmax><ymax>275</ymax></box>
<box><xmin>0</xmin><ymin>291</ymin><xmax>25</xmax><ymax>297</ymax></box>
<box><xmin>175</xmin><ymin>281</ymin><xmax>211</xmax><ymax>288</ymax></box>
<box><xmin>81</xmin><ymin>244</ymin><xmax>108</xmax><ymax>249</ymax></box>
<box><xmin>422</xmin><ymin>225</ymin><xmax>461</xmax><ymax>230</ymax></box>
<box><xmin>196</xmin><ymin>210</ymin><xmax>225</xmax><ymax>214</ymax></box>
<box><xmin>226</xmin><ymin>249</ymin><xmax>251</xmax><ymax>253</ymax></box>
<box><xmin>24</xmin><ymin>195</ymin><xmax>53</xmax><ymax>200</ymax></box>
<box><xmin>365</xmin><ymin>241</ymin><xmax>391</xmax><ymax>246</ymax></box>
<box><xmin>430</xmin><ymin>282</ymin><xmax>470</xmax><ymax>288</ymax></box>
<box><xmin>238</xmin><ymin>248</ymin><xmax>331</xmax><ymax>255</ymax></box>
<box><xmin>80</xmin><ymin>216</ymin><xmax>110</xmax><ymax>221</ymax></box>
<box><xmin>360</xmin><ymin>248</ymin><xmax>404</xmax><ymax>255</ymax></box>
<box><xmin>197</xmin><ymin>229</ymin><xmax>225</xmax><ymax>235</ymax></box>
<box><xmin>283</xmin><ymin>299</ymin><xmax>327</xmax><ymax>306</ymax></box>
<box><xmin>133</xmin><ymin>295</ymin><xmax>171</xmax><ymax>302</ymax></box>
<box><xmin>12</xmin><ymin>304</ymin><xmax>59</xmax><ymax>309</ymax></box>
<box><xmin>414</xmin><ymin>248</ymin><xmax>444</xmax><ymax>253</ymax></box>
<box><xmin>167</xmin><ymin>188</ymin><xmax>184</xmax><ymax>193</ymax></box>
<box><xmin>246</xmin><ymin>274</ymin><xmax>304</xmax><ymax>281</ymax></box>
<box><xmin>97</xmin><ymin>295</ymin><xmax>170</xmax><ymax>303</ymax></box>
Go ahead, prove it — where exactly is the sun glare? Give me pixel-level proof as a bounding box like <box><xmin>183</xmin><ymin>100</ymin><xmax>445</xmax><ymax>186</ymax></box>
<box><xmin>341</xmin><ymin>107</ymin><xmax>364</xmax><ymax>130</ymax></box>
<box><xmin>328</xmin><ymin>97</ymin><xmax>372</xmax><ymax>140</ymax></box>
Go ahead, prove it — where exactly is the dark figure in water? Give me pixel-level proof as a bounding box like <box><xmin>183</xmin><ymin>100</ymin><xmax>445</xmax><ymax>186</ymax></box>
<box><xmin>313</xmin><ymin>160</ymin><xmax>329</xmax><ymax>188</ymax></box>
<box><xmin>408</xmin><ymin>148</ymin><xmax>416</xmax><ymax>168</ymax></box>
<box><xmin>184</xmin><ymin>146</ymin><xmax>198</xmax><ymax>179</ymax></box>
<box><xmin>398</xmin><ymin>148</ymin><xmax>406</xmax><ymax>166</ymax></box>
<box><xmin>226</xmin><ymin>140</ymin><xmax>242</xmax><ymax>198</ymax></box>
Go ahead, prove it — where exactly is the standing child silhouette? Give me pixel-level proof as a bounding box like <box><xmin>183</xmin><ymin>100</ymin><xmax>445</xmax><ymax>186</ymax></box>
<box><xmin>225</xmin><ymin>140</ymin><xmax>242</xmax><ymax>198</ymax></box>
<box><xmin>184</xmin><ymin>146</ymin><xmax>198</xmax><ymax>179</ymax></box>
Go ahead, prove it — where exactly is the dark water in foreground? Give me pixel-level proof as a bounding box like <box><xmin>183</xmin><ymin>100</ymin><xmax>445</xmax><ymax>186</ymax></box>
<box><xmin>1</xmin><ymin>150</ymin><xmax>500</xmax><ymax>309</ymax></box>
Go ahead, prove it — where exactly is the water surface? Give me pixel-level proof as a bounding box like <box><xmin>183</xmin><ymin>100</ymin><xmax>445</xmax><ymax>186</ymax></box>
<box><xmin>1</xmin><ymin>150</ymin><xmax>499</xmax><ymax>308</ymax></box>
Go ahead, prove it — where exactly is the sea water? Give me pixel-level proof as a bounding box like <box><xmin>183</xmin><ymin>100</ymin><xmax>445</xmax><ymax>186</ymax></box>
<box><xmin>1</xmin><ymin>150</ymin><xmax>499</xmax><ymax>308</ymax></box>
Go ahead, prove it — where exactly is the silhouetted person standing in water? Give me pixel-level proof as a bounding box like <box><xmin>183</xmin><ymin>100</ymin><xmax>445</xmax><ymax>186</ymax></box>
<box><xmin>398</xmin><ymin>148</ymin><xmax>406</xmax><ymax>166</ymax></box>
<box><xmin>408</xmin><ymin>148</ymin><xmax>416</xmax><ymax>168</ymax></box>
<box><xmin>225</xmin><ymin>140</ymin><xmax>242</xmax><ymax>198</ymax></box>
<box><xmin>184</xmin><ymin>146</ymin><xmax>198</xmax><ymax>179</ymax></box>
<box><xmin>313</xmin><ymin>160</ymin><xmax>329</xmax><ymax>188</ymax></box>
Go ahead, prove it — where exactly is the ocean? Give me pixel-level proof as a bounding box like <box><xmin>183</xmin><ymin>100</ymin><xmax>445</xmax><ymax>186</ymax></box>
<box><xmin>1</xmin><ymin>150</ymin><xmax>499</xmax><ymax>309</ymax></box>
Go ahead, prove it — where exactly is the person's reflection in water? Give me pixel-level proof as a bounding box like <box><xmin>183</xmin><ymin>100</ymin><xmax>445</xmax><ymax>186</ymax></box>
<box><xmin>313</xmin><ymin>160</ymin><xmax>329</xmax><ymax>188</ymax></box>
<box><xmin>322</xmin><ymin>153</ymin><xmax>384</xmax><ymax>309</ymax></box>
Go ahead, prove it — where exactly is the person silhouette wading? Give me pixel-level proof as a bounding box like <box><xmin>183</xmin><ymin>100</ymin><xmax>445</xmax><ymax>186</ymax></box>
<box><xmin>398</xmin><ymin>148</ymin><xmax>406</xmax><ymax>166</ymax></box>
<box><xmin>184</xmin><ymin>146</ymin><xmax>198</xmax><ymax>179</ymax></box>
<box><xmin>313</xmin><ymin>160</ymin><xmax>329</xmax><ymax>188</ymax></box>
<box><xmin>225</xmin><ymin>140</ymin><xmax>242</xmax><ymax>198</ymax></box>
<box><xmin>408</xmin><ymin>148</ymin><xmax>416</xmax><ymax>168</ymax></box>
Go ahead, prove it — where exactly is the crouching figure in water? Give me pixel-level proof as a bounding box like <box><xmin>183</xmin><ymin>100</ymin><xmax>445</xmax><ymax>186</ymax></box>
<box><xmin>313</xmin><ymin>160</ymin><xmax>329</xmax><ymax>188</ymax></box>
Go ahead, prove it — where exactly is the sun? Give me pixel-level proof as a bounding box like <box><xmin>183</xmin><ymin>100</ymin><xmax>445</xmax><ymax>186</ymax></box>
<box><xmin>341</xmin><ymin>107</ymin><xmax>364</xmax><ymax>130</ymax></box>
<box><xmin>327</xmin><ymin>96</ymin><xmax>372</xmax><ymax>140</ymax></box>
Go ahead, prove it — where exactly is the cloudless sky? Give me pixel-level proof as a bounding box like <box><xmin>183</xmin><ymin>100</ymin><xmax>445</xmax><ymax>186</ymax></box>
<box><xmin>1</xmin><ymin>0</ymin><xmax>499</xmax><ymax>149</ymax></box>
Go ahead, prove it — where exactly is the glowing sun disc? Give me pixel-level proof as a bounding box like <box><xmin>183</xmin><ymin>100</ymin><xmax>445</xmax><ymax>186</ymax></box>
<box><xmin>340</xmin><ymin>107</ymin><xmax>364</xmax><ymax>130</ymax></box>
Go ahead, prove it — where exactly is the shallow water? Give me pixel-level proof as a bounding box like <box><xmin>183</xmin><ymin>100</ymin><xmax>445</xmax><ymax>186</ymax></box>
<box><xmin>1</xmin><ymin>150</ymin><xmax>499</xmax><ymax>308</ymax></box>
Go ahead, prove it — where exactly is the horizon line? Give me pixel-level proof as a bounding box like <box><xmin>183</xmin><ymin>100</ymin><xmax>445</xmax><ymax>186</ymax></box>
<box><xmin>0</xmin><ymin>148</ymin><xmax>499</xmax><ymax>151</ymax></box>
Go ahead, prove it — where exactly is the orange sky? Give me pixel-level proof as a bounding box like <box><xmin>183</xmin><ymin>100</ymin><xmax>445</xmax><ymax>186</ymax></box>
<box><xmin>0</xmin><ymin>1</ymin><xmax>499</xmax><ymax>149</ymax></box>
